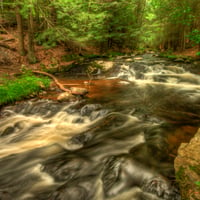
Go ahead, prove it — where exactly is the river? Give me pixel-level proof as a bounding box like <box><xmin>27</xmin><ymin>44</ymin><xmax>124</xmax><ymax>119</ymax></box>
<box><xmin>0</xmin><ymin>54</ymin><xmax>199</xmax><ymax>200</ymax></box>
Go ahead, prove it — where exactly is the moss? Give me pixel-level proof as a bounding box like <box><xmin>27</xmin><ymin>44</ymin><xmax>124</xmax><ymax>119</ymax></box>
<box><xmin>0</xmin><ymin>74</ymin><xmax>50</xmax><ymax>106</ymax></box>
<box><xmin>176</xmin><ymin>166</ymin><xmax>186</xmax><ymax>181</ymax></box>
<box><xmin>176</xmin><ymin>165</ymin><xmax>200</xmax><ymax>200</ymax></box>
<box><xmin>176</xmin><ymin>167</ymin><xmax>190</xmax><ymax>199</ymax></box>
<box><xmin>189</xmin><ymin>165</ymin><xmax>200</xmax><ymax>176</ymax></box>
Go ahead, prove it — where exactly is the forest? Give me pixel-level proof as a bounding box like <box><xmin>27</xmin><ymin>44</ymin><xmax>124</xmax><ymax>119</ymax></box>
<box><xmin>0</xmin><ymin>0</ymin><xmax>200</xmax><ymax>62</ymax></box>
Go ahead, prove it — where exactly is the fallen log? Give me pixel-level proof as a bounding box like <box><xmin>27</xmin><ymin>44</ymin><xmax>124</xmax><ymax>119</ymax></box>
<box><xmin>32</xmin><ymin>70</ymin><xmax>89</xmax><ymax>96</ymax></box>
<box><xmin>0</xmin><ymin>43</ymin><xmax>17</xmax><ymax>51</ymax></box>
<box><xmin>32</xmin><ymin>70</ymin><xmax>72</xmax><ymax>93</ymax></box>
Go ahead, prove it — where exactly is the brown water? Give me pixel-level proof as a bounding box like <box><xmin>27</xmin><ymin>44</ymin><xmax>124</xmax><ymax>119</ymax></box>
<box><xmin>45</xmin><ymin>77</ymin><xmax>199</xmax><ymax>158</ymax></box>
<box><xmin>0</xmin><ymin>54</ymin><xmax>199</xmax><ymax>200</ymax></box>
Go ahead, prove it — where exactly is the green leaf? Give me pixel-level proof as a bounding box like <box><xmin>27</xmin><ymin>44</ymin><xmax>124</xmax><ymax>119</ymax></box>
<box><xmin>195</xmin><ymin>181</ymin><xmax>200</xmax><ymax>187</ymax></box>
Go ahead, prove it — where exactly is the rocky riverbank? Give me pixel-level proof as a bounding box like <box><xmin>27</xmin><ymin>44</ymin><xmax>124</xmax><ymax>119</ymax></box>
<box><xmin>175</xmin><ymin>128</ymin><xmax>200</xmax><ymax>200</ymax></box>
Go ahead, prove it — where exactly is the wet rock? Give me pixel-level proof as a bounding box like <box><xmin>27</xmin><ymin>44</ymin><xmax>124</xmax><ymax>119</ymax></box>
<box><xmin>72</xmin><ymin>117</ymin><xmax>84</xmax><ymax>123</ymax></box>
<box><xmin>80</xmin><ymin>104</ymin><xmax>102</xmax><ymax>116</ymax></box>
<box><xmin>83</xmin><ymin>81</ymin><xmax>92</xmax><ymax>86</ymax></box>
<box><xmin>174</xmin><ymin>128</ymin><xmax>200</xmax><ymax>200</ymax></box>
<box><xmin>39</xmin><ymin>91</ymin><xmax>47</xmax><ymax>95</ymax></box>
<box><xmin>57</xmin><ymin>92</ymin><xmax>76</xmax><ymax>102</ymax></box>
<box><xmin>193</xmin><ymin>61</ymin><xmax>200</xmax><ymax>66</ymax></box>
<box><xmin>29</xmin><ymin>93</ymin><xmax>37</xmax><ymax>98</ymax></box>
<box><xmin>102</xmin><ymin>155</ymin><xmax>180</xmax><ymax>200</ymax></box>
<box><xmin>90</xmin><ymin>109</ymin><xmax>108</xmax><ymax>121</ymax></box>
<box><xmin>134</xmin><ymin>57</ymin><xmax>143</xmax><ymax>60</ymax></box>
<box><xmin>174</xmin><ymin>58</ymin><xmax>185</xmax><ymax>62</ymax></box>
<box><xmin>125</xmin><ymin>58</ymin><xmax>134</xmax><ymax>62</ymax></box>
<box><xmin>49</xmin><ymin>87</ymin><xmax>57</xmax><ymax>91</ymax></box>
<box><xmin>0</xmin><ymin>191</ymin><xmax>12</xmax><ymax>200</ymax></box>
<box><xmin>95</xmin><ymin>61</ymin><xmax>114</xmax><ymax>71</ymax></box>
<box><xmin>164</xmin><ymin>65</ymin><xmax>185</xmax><ymax>73</ymax></box>
<box><xmin>142</xmin><ymin>176</ymin><xmax>180</xmax><ymax>200</ymax></box>
<box><xmin>70</xmin><ymin>87</ymin><xmax>88</xmax><ymax>96</ymax></box>
<box><xmin>1</xmin><ymin>126</ymin><xmax>15</xmax><ymax>136</ymax></box>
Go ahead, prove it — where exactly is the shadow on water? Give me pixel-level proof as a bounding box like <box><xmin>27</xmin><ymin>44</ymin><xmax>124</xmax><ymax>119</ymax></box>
<box><xmin>0</xmin><ymin>54</ymin><xmax>199</xmax><ymax>200</ymax></box>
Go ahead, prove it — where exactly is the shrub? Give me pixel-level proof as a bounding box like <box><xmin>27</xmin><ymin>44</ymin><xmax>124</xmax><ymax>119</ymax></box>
<box><xmin>196</xmin><ymin>52</ymin><xmax>200</xmax><ymax>56</ymax></box>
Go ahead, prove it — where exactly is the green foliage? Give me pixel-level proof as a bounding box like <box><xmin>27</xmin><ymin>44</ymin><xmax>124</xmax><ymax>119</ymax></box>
<box><xmin>2</xmin><ymin>0</ymin><xmax>200</xmax><ymax>52</ymax></box>
<box><xmin>159</xmin><ymin>51</ymin><xmax>177</xmax><ymax>60</ymax></box>
<box><xmin>51</xmin><ymin>0</ymin><xmax>107</xmax><ymax>46</ymax></box>
<box><xmin>18</xmin><ymin>0</ymin><xmax>36</xmax><ymax>18</ymax></box>
<box><xmin>34</xmin><ymin>0</ymin><xmax>145</xmax><ymax>50</ymax></box>
<box><xmin>196</xmin><ymin>52</ymin><xmax>200</xmax><ymax>56</ymax></box>
<box><xmin>0</xmin><ymin>74</ymin><xmax>50</xmax><ymax>105</ymax></box>
<box><xmin>169</xmin><ymin>4</ymin><xmax>194</xmax><ymax>26</ymax></box>
<box><xmin>144</xmin><ymin>0</ymin><xmax>200</xmax><ymax>50</ymax></box>
<box><xmin>35</xmin><ymin>27</ymin><xmax>68</xmax><ymax>48</ymax></box>
<box><xmin>61</xmin><ymin>54</ymin><xmax>81</xmax><ymax>62</ymax></box>
<box><xmin>189</xmin><ymin>165</ymin><xmax>200</xmax><ymax>175</ymax></box>
<box><xmin>82</xmin><ymin>54</ymin><xmax>103</xmax><ymax>59</ymax></box>
<box><xmin>107</xmin><ymin>51</ymin><xmax>125</xmax><ymax>57</ymax></box>
<box><xmin>166</xmin><ymin>55</ymin><xmax>177</xmax><ymax>59</ymax></box>
<box><xmin>176</xmin><ymin>166</ymin><xmax>185</xmax><ymax>181</ymax></box>
<box><xmin>195</xmin><ymin>181</ymin><xmax>200</xmax><ymax>187</ymax></box>
<box><xmin>189</xmin><ymin>30</ymin><xmax>200</xmax><ymax>45</ymax></box>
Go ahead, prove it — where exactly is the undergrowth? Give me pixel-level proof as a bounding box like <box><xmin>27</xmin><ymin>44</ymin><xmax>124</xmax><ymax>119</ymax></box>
<box><xmin>0</xmin><ymin>74</ymin><xmax>50</xmax><ymax>106</ymax></box>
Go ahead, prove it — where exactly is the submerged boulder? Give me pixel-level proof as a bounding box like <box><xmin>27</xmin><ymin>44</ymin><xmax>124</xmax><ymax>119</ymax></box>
<box><xmin>70</xmin><ymin>87</ymin><xmax>88</xmax><ymax>96</ymax></box>
<box><xmin>57</xmin><ymin>92</ymin><xmax>76</xmax><ymax>102</ymax></box>
<box><xmin>174</xmin><ymin>128</ymin><xmax>200</xmax><ymax>200</ymax></box>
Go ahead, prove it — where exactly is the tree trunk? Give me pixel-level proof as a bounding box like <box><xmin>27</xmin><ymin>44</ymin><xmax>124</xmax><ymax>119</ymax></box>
<box><xmin>27</xmin><ymin>10</ymin><xmax>37</xmax><ymax>64</ymax></box>
<box><xmin>16</xmin><ymin>6</ymin><xmax>26</xmax><ymax>56</ymax></box>
<box><xmin>51</xmin><ymin>6</ymin><xmax>57</xmax><ymax>26</ymax></box>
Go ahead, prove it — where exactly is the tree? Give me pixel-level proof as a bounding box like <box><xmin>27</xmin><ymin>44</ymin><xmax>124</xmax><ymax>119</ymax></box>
<box><xmin>27</xmin><ymin>7</ymin><xmax>37</xmax><ymax>63</ymax></box>
<box><xmin>34</xmin><ymin>0</ymin><xmax>147</xmax><ymax>51</ymax></box>
<box><xmin>1</xmin><ymin>0</ymin><xmax>38</xmax><ymax>62</ymax></box>
<box><xmin>145</xmin><ymin>0</ymin><xmax>200</xmax><ymax>51</ymax></box>
<box><xmin>189</xmin><ymin>29</ymin><xmax>200</xmax><ymax>51</ymax></box>
<box><xmin>15</xmin><ymin>5</ymin><xmax>26</xmax><ymax>56</ymax></box>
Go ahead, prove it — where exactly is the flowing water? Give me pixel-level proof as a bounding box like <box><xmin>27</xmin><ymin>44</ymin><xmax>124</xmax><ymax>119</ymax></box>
<box><xmin>0</xmin><ymin>54</ymin><xmax>200</xmax><ymax>200</ymax></box>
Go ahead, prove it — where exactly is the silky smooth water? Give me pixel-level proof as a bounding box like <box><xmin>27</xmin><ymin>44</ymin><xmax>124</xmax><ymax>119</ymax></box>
<box><xmin>0</xmin><ymin>54</ymin><xmax>199</xmax><ymax>200</ymax></box>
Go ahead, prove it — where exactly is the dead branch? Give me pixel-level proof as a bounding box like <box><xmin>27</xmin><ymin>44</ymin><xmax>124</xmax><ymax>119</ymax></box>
<box><xmin>0</xmin><ymin>43</ymin><xmax>17</xmax><ymax>51</ymax></box>
<box><xmin>2</xmin><ymin>38</ymin><xmax>15</xmax><ymax>42</ymax></box>
<box><xmin>32</xmin><ymin>70</ymin><xmax>72</xmax><ymax>93</ymax></box>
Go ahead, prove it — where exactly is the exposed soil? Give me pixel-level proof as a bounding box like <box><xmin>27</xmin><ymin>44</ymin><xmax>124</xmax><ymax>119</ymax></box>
<box><xmin>174</xmin><ymin>46</ymin><xmax>199</xmax><ymax>57</ymax></box>
<box><xmin>0</xmin><ymin>29</ymin><xmax>97</xmax><ymax>77</ymax></box>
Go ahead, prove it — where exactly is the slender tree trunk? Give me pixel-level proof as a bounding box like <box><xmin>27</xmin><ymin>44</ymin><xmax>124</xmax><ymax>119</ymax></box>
<box><xmin>34</xmin><ymin>1</ymin><xmax>40</xmax><ymax>32</ymax></box>
<box><xmin>51</xmin><ymin>6</ymin><xmax>57</xmax><ymax>26</ymax></box>
<box><xmin>27</xmin><ymin>9</ymin><xmax>37</xmax><ymax>64</ymax></box>
<box><xmin>16</xmin><ymin>6</ymin><xmax>26</xmax><ymax>56</ymax></box>
<box><xmin>0</xmin><ymin>0</ymin><xmax>4</xmax><ymax>19</ymax></box>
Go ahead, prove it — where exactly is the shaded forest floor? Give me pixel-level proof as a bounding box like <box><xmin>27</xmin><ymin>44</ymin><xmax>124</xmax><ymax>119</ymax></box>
<box><xmin>0</xmin><ymin>29</ymin><xmax>78</xmax><ymax>76</ymax></box>
<box><xmin>0</xmin><ymin>29</ymin><xmax>199</xmax><ymax>77</ymax></box>
<box><xmin>174</xmin><ymin>46</ymin><xmax>199</xmax><ymax>57</ymax></box>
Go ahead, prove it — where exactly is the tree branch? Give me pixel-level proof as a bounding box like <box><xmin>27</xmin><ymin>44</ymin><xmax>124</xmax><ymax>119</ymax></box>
<box><xmin>0</xmin><ymin>43</ymin><xmax>17</xmax><ymax>51</ymax></box>
<box><xmin>32</xmin><ymin>70</ymin><xmax>72</xmax><ymax>93</ymax></box>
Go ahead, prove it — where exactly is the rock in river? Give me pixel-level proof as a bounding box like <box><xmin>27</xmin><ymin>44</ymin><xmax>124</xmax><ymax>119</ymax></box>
<box><xmin>70</xmin><ymin>87</ymin><xmax>88</xmax><ymax>96</ymax></box>
<box><xmin>57</xmin><ymin>92</ymin><xmax>76</xmax><ymax>102</ymax></box>
<box><xmin>174</xmin><ymin>128</ymin><xmax>200</xmax><ymax>200</ymax></box>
